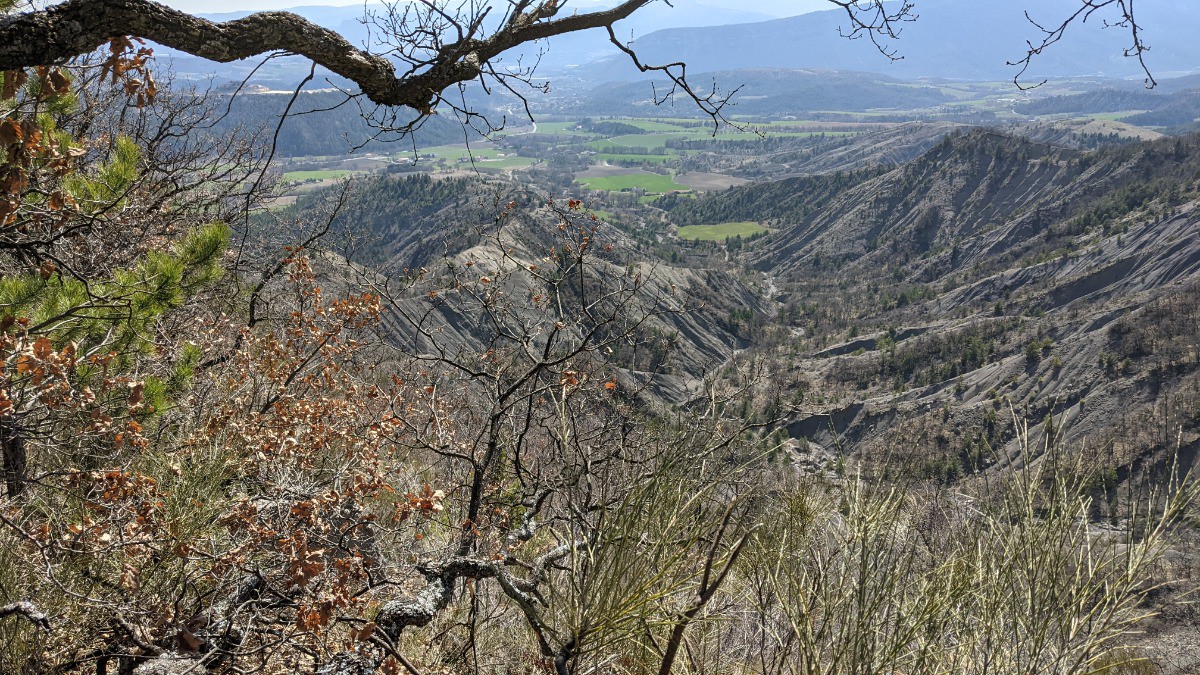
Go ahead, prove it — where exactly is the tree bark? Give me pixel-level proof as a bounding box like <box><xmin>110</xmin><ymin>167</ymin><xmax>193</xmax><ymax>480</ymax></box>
<box><xmin>0</xmin><ymin>0</ymin><xmax>654</xmax><ymax>108</ymax></box>
<box><xmin>0</xmin><ymin>600</ymin><xmax>50</xmax><ymax>630</ymax></box>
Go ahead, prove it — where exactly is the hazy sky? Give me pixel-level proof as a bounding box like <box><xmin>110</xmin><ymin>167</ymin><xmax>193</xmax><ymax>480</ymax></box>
<box><xmin>154</xmin><ymin>0</ymin><xmax>804</xmax><ymax>17</ymax></box>
<box><xmin>154</xmin><ymin>0</ymin><xmax>601</xmax><ymax>12</ymax></box>
<box><xmin>159</xmin><ymin>0</ymin><xmax>366</xmax><ymax>12</ymax></box>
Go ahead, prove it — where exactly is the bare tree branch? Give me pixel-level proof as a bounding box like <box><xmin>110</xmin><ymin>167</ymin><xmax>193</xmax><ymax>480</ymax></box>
<box><xmin>829</xmin><ymin>0</ymin><xmax>917</xmax><ymax>61</ymax></box>
<box><xmin>0</xmin><ymin>600</ymin><xmax>51</xmax><ymax>631</ymax></box>
<box><xmin>0</xmin><ymin>0</ymin><xmax>657</xmax><ymax>109</ymax></box>
<box><xmin>1009</xmin><ymin>0</ymin><xmax>1156</xmax><ymax>89</ymax></box>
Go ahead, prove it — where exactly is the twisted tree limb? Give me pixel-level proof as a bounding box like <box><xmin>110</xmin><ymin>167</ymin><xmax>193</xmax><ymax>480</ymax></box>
<box><xmin>0</xmin><ymin>600</ymin><xmax>50</xmax><ymax>631</ymax></box>
<box><xmin>375</xmin><ymin>556</ymin><xmax>500</xmax><ymax>637</ymax></box>
<box><xmin>0</xmin><ymin>0</ymin><xmax>654</xmax><ymax>108</ymax></box>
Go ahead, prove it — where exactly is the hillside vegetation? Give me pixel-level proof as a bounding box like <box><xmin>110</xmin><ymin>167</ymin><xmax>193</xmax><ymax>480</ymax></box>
<box><xmin>5</xmin><ymin>16</ymin><xmax>1200</xmax><ymax>675</ymax></box>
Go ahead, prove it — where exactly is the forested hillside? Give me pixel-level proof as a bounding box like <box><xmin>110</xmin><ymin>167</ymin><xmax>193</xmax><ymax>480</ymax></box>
<box><xmin>208</xmin><ymin>91</ymin><xmax>473</xmax><ymax>157</ymax></box>
<box><xmin>569</xmin><ymin>69</ymin><xmax>954</xmax><ymax>117</ymax></box>
<box><xmin>676</xmin><ymin>130</ymin><xmax>1200</xmax><ymax>503</ymax></box>
<box><xmin>4</xmin><ymin>1</ymin><xmax>1200</xmax><ymax>673</ymax></box>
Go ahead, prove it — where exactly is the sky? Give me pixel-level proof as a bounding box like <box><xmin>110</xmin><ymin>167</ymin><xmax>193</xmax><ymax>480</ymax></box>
<box><xmin>159</xmin><ymin>0</ymin><xmax>365</xmax><ymax>11</ymax></box>
<box><xmin>155</xmin><ymin>0</ymin><xmax>809</xmax><ymax>18</ymax></box>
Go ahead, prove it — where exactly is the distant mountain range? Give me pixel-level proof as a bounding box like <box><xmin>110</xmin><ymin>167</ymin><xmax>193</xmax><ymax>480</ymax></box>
<box><xmin>163</xmin><ymin>1</ymin><xmax>817</xmax><ymax>85</ymax></box>
<box><xmin>150</xmin><ymin>1</ymin><xmax>1200</xmax><ymax>143</ymax></box>
<box><xmin>578</xmin><ymin>0</ymin><xmax>1200</xmax><ymax>82</ymax></box>
<box><xmin>564</xmin><ymin>68</ymin><xmax>956</xmax><ymax>116</ymax></box>
<box><xmin>154</xmin><ymin>0</ymin><xmax>1200</xmax><ymax>100</ymax></box>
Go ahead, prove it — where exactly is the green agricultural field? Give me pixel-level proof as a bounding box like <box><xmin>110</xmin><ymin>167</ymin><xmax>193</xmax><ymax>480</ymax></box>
<box><xmin>743</xmin><ymin>119</ymin><xmax>820</xmax><ymax>127</ymax></box>
<box><xmin>418</xmin><ymin>145</ymin><xmax>494</xmax><ymax>161</ymax></box>
<box><xmin>589</xmin><ymin>132</ymin><xmax>703</xmax><ymax>150</ymax></box>
<box><xmin>593</xmin><ymin>152</ymin><xmax>675</xmax><ymax>164</ymax></box>
<box><xmin>632</xmin><ymin>117</ymin><xmax>709</xmax><ymax>126</ymax></box>
<box><xmin>677</xmin><ymin>222</ymin><xmax>767</xmax><ymax>241</ymax></box>
<box><xmin>473</xmin><ymin>156</ymin><xmax>536</xmax><ymax>171</ymax></box>
<box><xmin>611</xmin><ymin>118</ymin><xmax>696</xmax><ymax>132</ymax></box>
<box><xmin>282</xmin><ymin>170</ymin><xmax>357</xmax><ymax>182</ymax></box>
<box><xmin>947</xmin><ymin>98</ymin><xmax>994</xmax><ymax>108</ymax></box>
<box><xmin>532</xmin><ymin>122</ymin><xmax>592</xmax><ymax>135</ymax></box>
<box><xmin>578</xmin><ymin>172</ymin><xmax>691</xmax><ymax>193</ymax></box>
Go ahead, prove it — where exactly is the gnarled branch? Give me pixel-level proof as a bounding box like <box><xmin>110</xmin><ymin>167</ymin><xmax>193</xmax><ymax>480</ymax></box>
<box><xmin>0</xmin><ymin>600</ymin><xmax>50</xmax><ymax>631</ymax></box>
<box><xmin>0</xmin><ymin>0</ymin><xmax>655</xmax><ymax>109</ymax></box>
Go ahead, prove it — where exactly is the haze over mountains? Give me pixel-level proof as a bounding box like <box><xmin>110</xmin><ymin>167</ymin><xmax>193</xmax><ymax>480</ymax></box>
<box><xmin>584</xmin><ymin>0</ymin><xmax>1200</xmax><ymax>82</ymax></box>
<box><xmin>161</xmin><ymin>0</ymin><xmax>1200</xmax><ymax>88</ymax></box>
<box><xmin>169</xmin><ymin>1</ymin><xmax>817</xmax><ymax>82</ymax></box>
